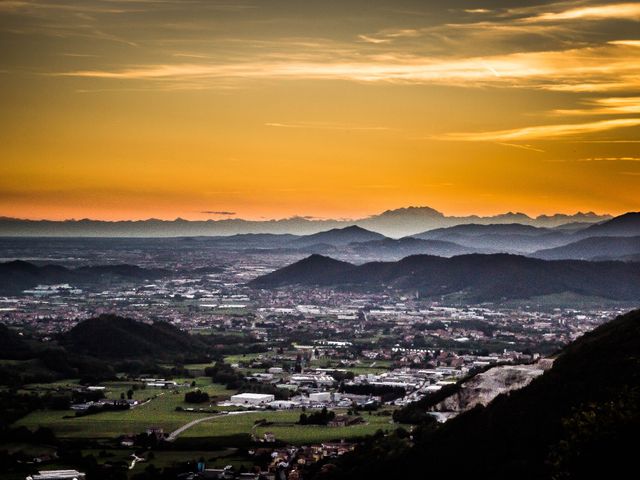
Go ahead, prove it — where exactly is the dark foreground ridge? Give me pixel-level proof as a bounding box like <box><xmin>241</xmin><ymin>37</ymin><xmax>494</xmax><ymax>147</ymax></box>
<box><xmin>248</xmin><ymin>253</ymin><xmax>640</xmax><ymax>301</ymax></box>
<box><xmin>310</xmin><ymin>309</ymin><xmax>640</xmax><ymax>480</ymax></box>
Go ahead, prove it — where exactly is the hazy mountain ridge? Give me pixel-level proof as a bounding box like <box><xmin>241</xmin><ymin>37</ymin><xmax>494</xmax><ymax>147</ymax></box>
<box><xmin>576</xmin><ymin>211</ymin><xmax>640</xmax><ymax>237</ymax></box>
<box><xmin>293</xmin><ymin>225</ymin><xmax>387</xmax><ymax>246</ymax></box>
<box><xmin>407</xmin><ymin>213</ymin><xmax>640</xmax><ymax>257</ymax></box>
<box><xmin>533</xmin><ymin>235</ymin><xmax>640</xmax><ymax>261</ymax></box>
<box><xmin>0</xmin><ymin>207</ymin><xmax>611</xmax><ymax>238</ymax></box>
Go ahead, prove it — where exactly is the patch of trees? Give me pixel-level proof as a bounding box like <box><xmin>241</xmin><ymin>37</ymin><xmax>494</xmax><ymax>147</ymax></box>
<box><xmin>184</xmin><ymin>390</ymin><xmax>210</xmax><ymax>403</ymax></box>
<box><xmin>299</xmin><ymin>407</ymin><xmax>335</xmax><ymax>425</ymax></box>
<box><xmin>0</xmin><ymin>390</ymin><xmax>71</xmax><ymax>427</ymax></box>
<box><xmin>205</xmin><ymin>361</ymin><xmax>239</xmax><ymax>386</ymax></box>
<box><xmin>73</xmin><ymin>401</ymin><xmax>130</xmax><ymax>418</ymax></box>
<box><xmin>205</xmin><ymin>361</ymin><xmax>289</xmax><ymax>399</ymax></box>
<box><xmin>340</xmin><ymin>384</ymin><xmax>406</xmax><ymax>402</ymax></box>
<box><xmin>329</xmin><ymin>370</ymin><xmax>355</xmax><ymax>382</ymax></box>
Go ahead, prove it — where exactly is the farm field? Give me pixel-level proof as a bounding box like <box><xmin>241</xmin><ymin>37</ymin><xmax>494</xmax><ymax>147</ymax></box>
<box><xmin>15</xmin><ymin>379</ymin><xmax>235</xmax><ymax>439</ymax></box>
<box><xmin>16</xmin><ymin>378</ymin><xmax>403</xmax><ymax>445</ymax></box>
<box><xmin>182</xmin><ymin>409</ymin><xmax>403</xmax><ymax>444</ymax></box>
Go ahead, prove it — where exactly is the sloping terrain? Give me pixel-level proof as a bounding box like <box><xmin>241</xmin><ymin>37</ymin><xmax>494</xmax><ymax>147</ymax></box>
<box><xmin>320</xmin><ymin>309</ymin><xmax>640</xmax><ymax>480</ymax></box>
<box><xmin>433</xmin><ymin>360</ymin><xmax>553</xmax><ymax>413</ymax></box>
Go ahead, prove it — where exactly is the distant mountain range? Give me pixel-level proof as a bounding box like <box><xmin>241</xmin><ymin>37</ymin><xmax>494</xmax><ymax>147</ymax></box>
<box><xmin>249</xmin><ymin>253</ymin><xmax>640</xmax><ymax>301</ymax></box>
<box><xmin>0</xmin><ymin>207</ymin><xmax>611</xmax><ymax>238</ymax></box>
<box><xmin>409</xmin><ymin>212</ymin><xmax>640</xmax><ymax>258</ymax></box>
<box><xmin>1</xmin><ymin>212</ymin><xmax>638</xmax><ymax>268</ymax></box>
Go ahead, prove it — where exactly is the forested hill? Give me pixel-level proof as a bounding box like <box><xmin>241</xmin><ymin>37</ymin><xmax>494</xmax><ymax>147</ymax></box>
<box><xmin>250</xmin><ymin>253</ymin><xmax>640</xmax><ymax>301</ymax></box>
<box><xmin>59</xmin><ymin>315</ymin><xmax>209</xmax><ymax>359</ymax></box>
<box><xmin>0</xmin><ymin>260</ymin><xmax>168</xmax><ymax>295</ymax></box>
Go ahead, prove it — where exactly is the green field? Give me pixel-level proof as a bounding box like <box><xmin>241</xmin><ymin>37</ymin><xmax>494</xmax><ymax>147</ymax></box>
<box><xmin>182</xmin><ymin>410</ymin><xmax>402</xmax><ymax>444</ymax></box>
<box><xmin>223</xmin><ymin>352</ymin><xmax>269</xmax><ymax>364</ymax></box>
<box><xmin>15</xmin><ymin>380</ymin><xmax>235</xmax><ymax>438</ymax></box>
<box><xmin>16</xmin><ymin>382</ymin><xmax>403</xmax><ymax>445</ymax></box>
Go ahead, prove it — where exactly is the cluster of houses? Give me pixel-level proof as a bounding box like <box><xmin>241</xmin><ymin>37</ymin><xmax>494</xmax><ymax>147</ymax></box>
<box><xmin>176</xmin><ymin>442</ymin><xmax>357</xmax><ymax>480</ymax></box>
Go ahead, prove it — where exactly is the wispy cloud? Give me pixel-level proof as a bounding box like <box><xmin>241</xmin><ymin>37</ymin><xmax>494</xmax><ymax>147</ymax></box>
<box><xmin>496</xmin><ymin>142</ymin><xmax>545</xmax><ymax>152</ymax></box>
<box><xmin>577</xmin><ymin>157</ymin><xmax>640</xmax><ymax>162</ymax></box>
<box><xmin>200</xmin><ymin>210</ymin><xmax>236</xmax><ymax>215</ymax></box>
<box><xmin>551</xmin><ymin>97</ymin><xmax>640</xmax><ymax>116</ymax></box>
<box><xmin>357</xmin><ymin>34</ymin><xmax>390</xmax><ymax>44</ymax></box>
<box><xmin>265</xmin><ymin>122</ymin><xmax>390</xmax><ymax>131</ymax></box>
<box><xmin>464</xmin><ymin>9</ymin><xmax>491</xmax><ymax>14</ymax></box>
<box><xmin>526</xmin><ymin>2</ymin><xmax>640</xmax><ymax>23</ymax></box>
<box><xmin>54</xmin><ymin>43</ymin><xmax>640</xmax><ymax>93</ymax></box>
<box><xmin>441</xmin><ymin>118</ymin><xmax>640</xmax><ymax>142</ymax></box>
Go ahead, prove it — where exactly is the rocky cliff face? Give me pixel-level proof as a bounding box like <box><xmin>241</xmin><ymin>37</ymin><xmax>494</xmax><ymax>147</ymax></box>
<box><xmin>433</xmin><ymin>360</ymin><xmax>554</xmax><ymax>413</ymax></box>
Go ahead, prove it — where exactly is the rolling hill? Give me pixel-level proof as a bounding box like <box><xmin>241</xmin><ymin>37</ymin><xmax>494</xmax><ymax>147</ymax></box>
<box><xmin>59</xmin><ymin>315</ymin><xmax>208</xmax><ymax>359</ymax></box>
<box><xmin>411</xmin><ymin>223</ymin><xmax>572</xmax><ymax>253</ymax></box>
<box><xmin>250</xmin><ymin>254</ymin><xmax>354</xmax><ymax>288</ymax></box>
<box><xmin>349</xmin><ymin>237</ymin><xmax>476</xmax><ymax>258</ymax></box>
<box><xmin>577</xmin><ymin>211</ymin><xmax>640</xmax><ymax>237</ymax></box>
<box><xmin>534</xmin><ymin>236</ymin><xmax>640</xmax><ymax>261</ymax></box>
<box><xmin>0</xmin><ymin>260</ymin><xmax>168</xmax><ymax>294</ymax></box>
<box><xmin>249</xmin><ymin>253</ymin><xmax>640</xmax><ymax>301</ymax></box>
<box><xmin>293</xmin><ymin>225</ymin><xmax>387</xmax><ymax>246</ymax></box>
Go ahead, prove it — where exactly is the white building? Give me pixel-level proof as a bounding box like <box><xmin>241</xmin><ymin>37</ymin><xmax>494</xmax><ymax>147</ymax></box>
<box><xmin>230</xmin><ymin>393</ymin><xmax>275</xmax><ymax>406</ymax></box>
<box><xmin>309</xmin><ymin>392</ymin><xmax>341</xmax><ymax>403</ymax></box>
<box><xmin>27</xmin><ymin>470</ymin><xmax>86</xmax><ymax>480</ymax></box>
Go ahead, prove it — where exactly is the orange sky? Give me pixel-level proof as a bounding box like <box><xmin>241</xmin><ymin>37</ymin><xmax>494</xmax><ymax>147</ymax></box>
<box><xmin>1</xmin><ymin>0</ymin><xmax>639</xmax><ymax>221</ymax></box>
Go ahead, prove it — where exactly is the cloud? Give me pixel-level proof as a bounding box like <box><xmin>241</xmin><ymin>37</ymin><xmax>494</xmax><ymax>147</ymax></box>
<box><xmin>201</xmin><ymin>210</ymin><xmax>236</xmax><ymax>215</ymax></box>
<box><xmin>550</xmin><ymin>97</ymin><xmax>640</xmax><ymax>116</ymax></box>
<box><xmin>577</xmin><ymin>157</ymin><xmax>640</xmax><ymax>162</ymax></box>
<box><xmin>265</xmin><ymin>122</ymin><xmax>390</xmax><ymax>131</ymax></box>
<box><xmin>357</xmin><ymin>34</ymin><xmax>390</xmax><ymax>44</ymax></box>
<box><xmin>496</xmin><ymin>142</ymin><xmax>545</xmax><ymax>152</ymax></box>
<box><xmin>441</xmin><ymin>118</ymin><xmax>640</xmax><ymax>142</ymax></box>
<box><xmin>464</xmin><ymin>9</ymin><xmax>490</xmax><ymax>14</ymax></box>
<box><xmin>54</xmin><ymin>43</ymin><xmax>640</xmax><ymax>93</ymax></box>
<box><xmin>609</xmin><ymin>40</ymin><xmax>640</xmax><ymax>47</ymax></box>
<box><xmin>526</xmin><ymin>3</ymin><xmax>640</xmax><ymax>23</ymax></box>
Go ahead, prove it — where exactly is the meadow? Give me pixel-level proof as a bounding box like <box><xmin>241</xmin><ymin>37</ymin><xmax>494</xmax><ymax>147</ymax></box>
<box><xmin>15</xmin><ymin>378</ymin><xmax>234</xmax><ymax>438</ymax></box>
<box><xmin>16</xmin><ymin>373</ymin><xmax>403</xmax><ymax>445</ymax></box>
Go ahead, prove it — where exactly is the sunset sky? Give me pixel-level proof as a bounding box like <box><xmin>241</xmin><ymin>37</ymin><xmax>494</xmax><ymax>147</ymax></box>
<box><xmin>1</xmin><ymin>0</ymin><xmax>639</xmax><ymax>220</ymax></box>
